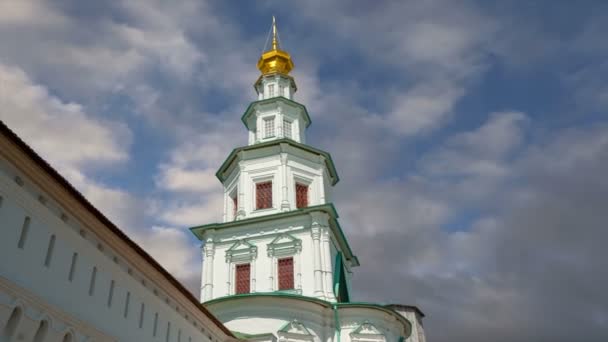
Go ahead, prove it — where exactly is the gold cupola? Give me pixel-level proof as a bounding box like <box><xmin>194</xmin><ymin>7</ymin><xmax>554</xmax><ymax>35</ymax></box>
<box><xmin>257</xmin><ymin>16</ymin><xmax>294</xmax><ymax>75</ymax></box>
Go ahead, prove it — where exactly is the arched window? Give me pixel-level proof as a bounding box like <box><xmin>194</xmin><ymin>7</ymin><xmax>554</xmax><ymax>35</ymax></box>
<box><xmin>33</xmin><ymin>320</ymin><xmax>49</xmax><ymax>342</ymax></box>
<box><xmin>63</xmin><ymin>332</ymin><xmax>74</xmax><ymax>342</ymax></box>
<box><xmin>3</xmin><ymin>306</ymin><xmax>22</xmax><ymax>337</ymax></box>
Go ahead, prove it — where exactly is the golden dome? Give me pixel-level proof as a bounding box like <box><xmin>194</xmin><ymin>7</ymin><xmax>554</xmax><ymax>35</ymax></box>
<box><xmin>257</xmin><ymin>17</ymin><xmax>294</xmax><ymax>75</ymax></box>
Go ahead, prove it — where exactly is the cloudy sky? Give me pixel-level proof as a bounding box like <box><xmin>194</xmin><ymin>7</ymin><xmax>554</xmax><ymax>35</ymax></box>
<box><xmin>1</xmin><ymin>0</ymin><xmax>607</xmax><ymax>341</ymax></box>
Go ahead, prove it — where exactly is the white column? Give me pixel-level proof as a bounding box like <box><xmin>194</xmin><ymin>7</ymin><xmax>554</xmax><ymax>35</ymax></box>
<box><xmin>226</xmin><ymin>261</ymin><xmax>232</xmax><ymax>296</ymax></box>
<box><xmin>322</xmin><ymin>229</ymin><xmax>335</xmax><ymax>301</ymax></box>
<box><xmin>310</xmin><ymin>213</ymin><xmax>325</xmax><ymax>298</ymax></box>
<box><xmin>222</xmin><ymin>190</ymin><xmax>228</xmax><ymax>223</ymax></box>
<box><xmin>251</xmin><ymin>256</ymin><xmax>257</xmax><ymax>293</ymax></box>
<box><xmin>237</xmin><ymin>165</ymin><xmax>246</xmax><ymax>219</ymax></box>
<box><xmin>269</xmin><ymin>256</ymin><xmax>276</xmax><ymax>291</ymax></box>
<box><xmin>296</xmin><ymin>249</ymin><xmax>303</xmax><ymax>292</ymax></box>
<box><xmin>280</xmin><ymin>153</ymin><xmax>290</xmax><ymax>211</ymax></box>
<box><xmin>200</xmin><ymin>245</ymin><xmax>206</xmax><ymax>301</ymax></box>
<box><xmin>202</xmin><ymin>239</ymin><xmax>215</xmax><ymax>301</ymax></box>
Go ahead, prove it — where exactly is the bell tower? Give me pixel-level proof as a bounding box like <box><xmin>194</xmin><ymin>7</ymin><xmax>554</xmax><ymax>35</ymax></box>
<box><xmin>191</xmin><ymin>17</ymin><xmax>358</xmax><ymax>304</ymax></box>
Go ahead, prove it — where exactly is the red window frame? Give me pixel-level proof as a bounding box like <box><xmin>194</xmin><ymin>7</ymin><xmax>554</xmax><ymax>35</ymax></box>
<box><xmin>295</xmin><ymin>183</ymin><xmax>308</xmax><ymax>208</ymax></box>
<box><xmin>256</xmin><ymin>181</ymin><xmax>272</xmax><ymax>210</ymax></box>
<box><xmin>235</xmin><ymin>263</ymin><xmax>250</xmax><ymax>294</ymax></box>
<box><xmin>278</xmin><ymin>257</ymin><xmax>294</xmax><ymax>290</ymax></box>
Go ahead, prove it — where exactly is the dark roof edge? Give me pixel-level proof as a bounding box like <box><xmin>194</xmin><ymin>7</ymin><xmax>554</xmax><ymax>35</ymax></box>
<box><xmin>384</xmin><ymin>303</ymin><xmax>426</xmax><ymax>318</ymax></box>
<box><xmin>240</xmin><ymin>96</ymin><xmax>311</xmax><ymax>128</ymax></box>
<box><xmin>206</xmin><ymin>293</ymin><xmax>413</xmax><ymax>336</ymax></box>
<box><xmin>215</xmin><ymin>138</ymin><xmax>340</xmax><ymax>186</ymax></box>
<box><xmin>0</xmin><ymin>120</ymin><xmax>234</xmax><ymax>338</ymax></box>
<box><xmin>190</xmin><ymin>203</ymin><xmax>358</xmax><ymax>266</ymax></box>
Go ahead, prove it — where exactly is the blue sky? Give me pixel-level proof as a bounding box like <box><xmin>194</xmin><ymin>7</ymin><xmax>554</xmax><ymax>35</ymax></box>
<box><xmin>1</xmin><ymin>1</ymin><xmax>607</xmax><ymax>341</ymax></box>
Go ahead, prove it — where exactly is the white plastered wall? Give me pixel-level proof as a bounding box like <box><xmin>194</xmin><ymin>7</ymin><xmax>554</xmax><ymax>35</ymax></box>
<box><xmin>0</xmin><ymin>155</ymin><xmax>231</xmax><ymax>342</ymax></box>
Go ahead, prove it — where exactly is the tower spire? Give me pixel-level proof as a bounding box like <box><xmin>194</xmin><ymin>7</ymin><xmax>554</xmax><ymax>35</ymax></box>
<box><xmin>271</xmin><ymin>16</ymin><xmax>279</xmax><ymax>50</ymax></box>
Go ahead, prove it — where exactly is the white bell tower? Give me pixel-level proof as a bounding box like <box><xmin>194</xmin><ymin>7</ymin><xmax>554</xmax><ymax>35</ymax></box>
<box><xmin>189</xmin><ymin>17</ymin><xmax>425</xmax><ymax>342</ymax></box>
<box><xmin>191</xmin><ymin>17</ymin><xmax>357</xmax><ymax>304</ymax></box>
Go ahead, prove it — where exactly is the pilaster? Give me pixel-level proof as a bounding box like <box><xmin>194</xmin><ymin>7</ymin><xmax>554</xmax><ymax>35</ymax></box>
<box><xmin>202</xmin><ymin>236</ymin><xmax>215</xmax><ymax>301</ymax></box>
<box><xmin>310</xmin><ymin>212</ymin><xmax>329</xmax><ymax>299</ymax></box>
<box><xmin>236</xmin><ymin>164</ymin><xmax>247</xmax><ymax>219</ymax></box>
<box><xmin>280</xmin><ymin>153</ymin><xmax>290</xmax><ymax>211</ymax></box>
<box><xmin>322</xmin><ymin>228</ymin><xmax>336</xmax><ymax>301</ymax></box>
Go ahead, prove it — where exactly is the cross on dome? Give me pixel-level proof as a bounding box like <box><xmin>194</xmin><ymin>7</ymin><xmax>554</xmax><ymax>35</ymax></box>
<box><xmin>257</xmin><ymin>16</ymin><xmax>294</xmax><ymax>75</ymax></box>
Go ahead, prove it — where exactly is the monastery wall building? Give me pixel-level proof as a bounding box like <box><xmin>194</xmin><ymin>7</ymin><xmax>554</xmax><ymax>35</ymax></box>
<box><xmin>0</xmin><ymin>121</ymin><xmax>237</xmax><ymax>341</ymax></box>
<box><xmin>0</xmin><ymin>18</ymin><xmax>426</xmax><ymax>342</ymax></box>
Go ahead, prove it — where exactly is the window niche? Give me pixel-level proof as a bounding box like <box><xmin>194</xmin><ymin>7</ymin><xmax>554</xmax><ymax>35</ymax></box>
<box><xmin>229</xmin><ymin>187</ymin><xmax>238</xmax><ymax>220</ymax></box>
<box><xmin>282</xmin><ymin>119</ymin><xmax>292</xmax><ymax>140</ymax></box>
<box><xmin>264</xmin><ymin>117</ymin><xmax>275</xmax><ymax>138</ymax></box>
<box><xmin>277</xmin><ymin>319</ymin><xmax>314</xmax><ymax>342</ymax></box>
<box><xmin>267</xmin><ymin>233</ymin><xmax>302</xmax><ymax>293</ymax></box>
<box><xmin>255</xmin><ymin>181</ymin><xmax>273</xmax><ymax>210</ymax></box>
<box><xmin>225</xmin><ymin>240</ymin><xmax>257</xmax><ymax>295</ymax></box>
<box><xmin>349</xmin><ymin>321</ymin><xmax>386</xmax><ymax>342</ymax></box>
<box><xmin>294</xmin><ymin>176</ymin><xmax>312</xmax><ymax>208</ymax></box>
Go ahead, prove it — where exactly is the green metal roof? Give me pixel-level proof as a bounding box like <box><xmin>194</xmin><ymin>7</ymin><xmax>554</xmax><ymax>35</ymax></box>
<box><xmin>205</xmin><ymin>293</ymin><xmax>412</xmax><ymax>338</ymax></box>
<box><xmin>241</xmin><ymin>96</ymin><xmax>312</xmax><ymax>128</ymax></box>
<box><xmin>215</xmin><ymin>138</ymin><xmax>340</xmax><ymax>186</ymax></box>
<box><xmin>189</xmin><ymin>203</ymin><xmax>359</xmax><ymax>266</ymax></box>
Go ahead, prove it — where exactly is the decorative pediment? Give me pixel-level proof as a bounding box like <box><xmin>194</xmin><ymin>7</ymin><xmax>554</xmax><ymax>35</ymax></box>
<box><xmin>226</xmin><ymin>240</ymin><xmax>258</xmax><ymax>262</ymax></box>
<box><xmin>267</xmin><ymin>233</ymin><xmax>302</xmax><ymax>257</ymax></box>
<box><xmin>350</xmin><ymin>321</ymin><xmax>385</xmax><ymax>342</ymax></box>
<box><xmin>277</xmin><ymin>319</ymin><xmax>314</xmax><ymax>342</ymax></box>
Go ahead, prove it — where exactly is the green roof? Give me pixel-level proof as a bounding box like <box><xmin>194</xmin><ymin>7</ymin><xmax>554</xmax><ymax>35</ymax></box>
<box><xmin>190</xmin><ymin>203</ymin><xmax>359</xmax><ymax>266</ymax></box>
<box><xmin>205</xmin><ymin>293</ymin><xmax>412</xmax><ymax>338</ymax></box>
<box><xmin>231</xmin><ymin>331</ymin><xmax>275</xmax><ymax>340</ymax></box>
<box><xmin>215</xmin><ymin>138</ymin><xmax>340</xmax><ymax>186</ymax></box>
<box><xmin>241</xmin><ymin>96</ymin><xmax>311</xmax><ymax>128</ymax></box>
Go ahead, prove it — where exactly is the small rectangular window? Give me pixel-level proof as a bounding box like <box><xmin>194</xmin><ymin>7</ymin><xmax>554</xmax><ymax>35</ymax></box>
<box><xmin>44</xmin><ymin>235</ymin><xmax>56</xmax><ymax>267</ymax></box>
<box><xmin>296</xmin><ymin>183</ymin><xmax>308</xmax><ymax>208</ymax></box>
<box><xmin>139</xmin><ymin>303</ymin><xmax>145</xmax><ymax>328</ymax></box>
<box><xmin>283</xmin><ymin>120</ymin><xmax>292</xmax><ymax>139</ymax></box>
<box><xmin>235</xmin><ymin>263</ymin><xmax>250</xmax><ymax>294</ymax></box>
<box><xmin>18</xmin><ymin>217</ymin><xmax>30</xmax><ymax>249</ymax></box>
<box><xmin>124</xmin><ymin>291</ymin><xmax>130</xmax><ymax>318</ymax></box>
<box><xmin>278</xmin><ymin>257</ymin><xmax>294</xmax><ymax>290</ymax></box>
<box><xmin>166</xmin><ymin>322</ymin><xmax>171</xmax><ymax>342</ymax></box>
<box><xmin>279</xmin><ymin>85</ymin><xmax>285</xmax><ymax>98</ymax></box>
<box><xmin>256</xmin><ymin>182</ymin><xmax>272</xmax><ymax>209</ymax></box>
<box><xmin>264</xmin><ymin>117</ymin><xmax>275</xmax><ymax>138</ymax></box>
<box><xmin>68</xmin><ymin>253</ymin><xmax>78</xmax><ymax>281</ymax></box>
<box><xmin>268</xmin><ymin>84</ymin><xmax>275</xmax><ymax>98</ymax></box>
<box><xmin>153</xmin><ymin>312</ymin><xmax>159</xmax><ymax>336</ymax></box>
<box><xmin>89</xmin><ymin>267</ymin><xmax>97</xmax><ymax>296</ymax></box>
<box><xmin>108</xmin><ymin>280</ymin><xmax>115</xmax><ymax>307</ymax></box>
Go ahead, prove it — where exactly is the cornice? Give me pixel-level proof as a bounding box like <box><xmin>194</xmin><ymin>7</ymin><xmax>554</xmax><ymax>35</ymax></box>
<box><xmin>241</xmin><ymin>96</ymin><xmax>311</xmax><ymax>128</ymax></box>
<box><xmin>215</xmin><ymin>138</ymin><xmax>340</xmax><ymax>186</ymax></box>
<box><xmin>190</xmin><ymin>203</ymin><xmax>358</xmax><ymax>266</ymax></box>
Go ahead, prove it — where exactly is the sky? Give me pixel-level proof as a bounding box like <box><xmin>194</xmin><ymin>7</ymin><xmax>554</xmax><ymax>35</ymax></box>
<box><xmin>0</xmin><ymin>0</ymin><xmax>607</xmax><ymax>341</ymax></box>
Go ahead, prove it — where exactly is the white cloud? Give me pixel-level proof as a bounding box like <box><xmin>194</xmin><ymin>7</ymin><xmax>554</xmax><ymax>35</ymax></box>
<box><xmin>0</xmin><ymin>63</ymin><xmax>131</xmax><ymax>173</ymax></box>
<box><xmin>420</xmin><ymin>111</ymin><xmax>527</xmax><ymax>179</ymax></box>
<box><xmin>159</xmin><ymin>194</ymin><xmax>224</xmax><ymax>227</ymax></box>
<box><xmin>156</xmin><ymin>167</ymin><xmax>220</xmax><ymax>194</ymax></box>
<box><xmin>0</xmin><ymin>0</ymin><xmax>67</xmax><ymax>27</ymax></box>
<box><xmin>384</xmin><ymin>81</ymin><xmax>466</xmax><ymax>136</ymax></box>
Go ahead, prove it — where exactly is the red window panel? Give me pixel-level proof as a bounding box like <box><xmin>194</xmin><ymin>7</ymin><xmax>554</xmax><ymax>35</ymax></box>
<box><xmin>278</xmin><ymin>257</ymin><xmax>294</xmax><ymax>290</ymax></box>
<box><xmin>296</xmin><ymin>183</ymin><xmax>308</xmax><ymax>208</ymax></box>
<box><xmin>235</xmin><ymin>264</ymin><xmax>250</xmax><ymax>294</ymax></box>
<box><xmin>256</xmin><ymin>182</ymin><xmax>272</xmax><ymax>209</ymax></box>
